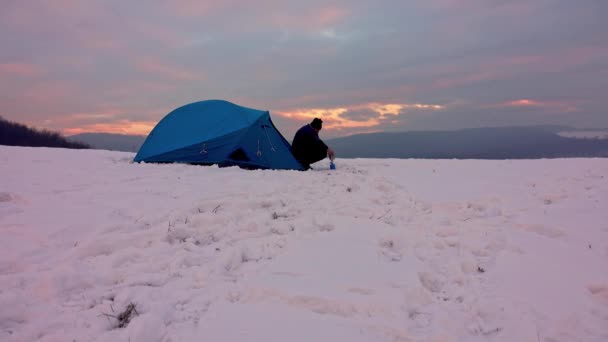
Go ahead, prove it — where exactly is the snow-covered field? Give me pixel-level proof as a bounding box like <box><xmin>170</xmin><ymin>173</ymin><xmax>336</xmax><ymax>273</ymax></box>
<box><xmin>1</xmin><ymin>145</ymin><xmax>607</xmax><ymax>342</ymax></box>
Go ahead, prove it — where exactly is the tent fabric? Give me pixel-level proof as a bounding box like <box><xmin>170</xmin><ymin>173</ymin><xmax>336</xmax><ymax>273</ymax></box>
<box><xmin>134</xmin><ymin>100</ymin><xmax>305</xmax><ymax>170</ymax></box>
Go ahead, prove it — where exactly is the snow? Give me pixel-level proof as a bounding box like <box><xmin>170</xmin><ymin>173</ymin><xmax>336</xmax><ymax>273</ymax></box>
<box><xmin>557</xmin><ymin>130</ymin><xmax>608</xmax><ymax>139</ymax></box>
<box><xmin>1</xmin><ymin>145</ymin><xmax>608</xmax><ymax>342</ymax></box>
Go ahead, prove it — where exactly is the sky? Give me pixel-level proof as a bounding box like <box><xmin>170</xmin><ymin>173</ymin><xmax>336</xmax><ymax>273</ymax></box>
<box><xmin>1</xmin><ymin>0</ymin><xmax>607</xmax><ymax>139</ymax></box>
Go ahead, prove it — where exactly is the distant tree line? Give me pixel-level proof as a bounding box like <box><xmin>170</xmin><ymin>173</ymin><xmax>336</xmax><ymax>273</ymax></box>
<box><xmin>0</xmin><ymin>116</ymin><xmax>90</xmax><ymax>149</ymax></box>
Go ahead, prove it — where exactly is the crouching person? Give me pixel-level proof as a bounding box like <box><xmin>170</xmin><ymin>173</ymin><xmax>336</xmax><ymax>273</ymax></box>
<box><xmin>291</xmin><ymin>118</ymin><xmax>335</xmax><ymax>170</ymax></box>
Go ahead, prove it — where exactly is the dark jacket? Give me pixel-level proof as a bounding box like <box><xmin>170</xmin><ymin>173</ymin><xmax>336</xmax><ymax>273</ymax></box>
<box><xmin>291</xmin><ymin>124</ymin><xmax>328</xmax><ymax>167</ymax></box>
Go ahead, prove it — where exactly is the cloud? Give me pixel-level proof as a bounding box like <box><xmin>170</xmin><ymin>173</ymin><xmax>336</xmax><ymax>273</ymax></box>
<box><xmin>133</xmin><ymin>58</ymin><xmax>204</xmax><ymax>82</ymax></box>
<box><xmin>62</xmin><ymin>120</ymin><xmax>157</xmax><ymax>136</ymax></box>
<box><xmin>161</xmin><ymin>1</ymin><xmax>349</xmax><ymax>33</ymax></box>
<box><xmin>1</xmin><ymin>1</ymin><xmax>606</xmax><ymax>137</ymax></box>
<box><xmin>337</xmin><ymin>103</ymin><xmax>445</xmax><ymax>126</ymax></box>
<box><xmin>276</xmin><ymin>101</ymin><xmax>445</xmax><ymax>138</ymax></box>
<box><xmin>268</xmin><ymin>5</ymin><xmax>349</xmax><ymax>31</ymax></box>
<box><xmin>493</xmin><ymin>99</ymin><xmax>579</xmax><ymax>113</ymax></box>
<box><xmin>340</xmin><ymin>108</ymin><xmax>378</xmax><ymax>122</ymax></box>
<box><xmin>425</xmin><ymin>0</ymin><xmax>534</xmax><ymax>15</ymax></box>
<box><xmin>505</xmin><ymin>99</ymin><xmax>542</xmax><ymax>107</ymax></box>
<box><xmin>319</xmin><ymin>28</ymin><xmax>341</xmax><ymax>40</ymax></box>
<box><xmin>18</xmin><ymin>81</ymin><xmax>78</xmax><ymax>108</ymax></box>
<box><xmin>45</xmin><ymin>108</ymin><xmax>160</xmax><ymax>135</ymax></box>
<box><xmin>0</xmin><ymin>63</ymin><xmax>44</xmax><ymax>77</ymax></box>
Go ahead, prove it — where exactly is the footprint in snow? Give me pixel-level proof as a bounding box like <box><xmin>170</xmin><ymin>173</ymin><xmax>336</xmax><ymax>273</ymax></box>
<box><xmin>516</xmin><ymin>223</ymin><xmax>564</xmax><ymax>238</ymax></box>
<box><xmin>378</xmin><ymin>237</ymin><xmax>403</xmax><ymax>262</ymax></box>
<box><xmin>312</xmin><ymin>219</ymin><xmax>334</xmax><ymax>232</ymax></box>
<box><xmin>587</xmin><ymin>284</ymin><xmax>608</xmax><ymax>305</ymax></box>
<box><xmin>0</xmin><ymin>192</ymin><xmax>15</xmax><ymax>203</ymax></box>
<box><xmin>418</xmin><ymin>272</ymin><xmax>444</xmax><ymax>293</ymax></box>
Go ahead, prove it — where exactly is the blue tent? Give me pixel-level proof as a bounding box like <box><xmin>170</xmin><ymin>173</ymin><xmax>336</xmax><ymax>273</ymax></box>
<box><xmin>134</xmin><ymin>100</ymin><xmax>304</xmax><ymax>170</ymax></box>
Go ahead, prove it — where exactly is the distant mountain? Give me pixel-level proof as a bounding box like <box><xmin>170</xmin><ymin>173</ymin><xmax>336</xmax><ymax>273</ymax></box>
<box><xmin>0</xmin><ymin>116</ymin><xmax>89</xmax><ymax>149</ymax></box>
<box><xmin>326</xmin><ymin>126</ymin><xmax>608</xmax><ymax>159</ymax></box>
<box><xmin>67</xmin><ymin>133</ymin><xmax>146</xmax><ymax>152</ymax></box>
<box><xmin>65</xmin><ymin>126</ymin><xmax>608</xmax><ymax>159</ymax></box>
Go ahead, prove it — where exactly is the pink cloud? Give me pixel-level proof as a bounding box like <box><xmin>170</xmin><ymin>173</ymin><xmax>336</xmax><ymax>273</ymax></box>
<box><xmin>159</xmin><ymin>0</ymin><xmax>231</xmax><ymax>17</ymax></box>
<box><xmin>258</xmin><ymin>83</ymin><xmax>416</xmax><ymax>112</ymax></box>
<box><xmin>534</xmin><ymin>46</ymin><xmax>608</xmax><ymax>72</ymax></box>
<box><xmin>3</xmin><ymin>0</ymin><xmax>183</xmax><ymax>64</ymax></box>
<box><xmin>19</xmin><ymin>81</ymin><xmax>77</xmax><ymax>106</ymax></box>
<box><xmin>505</xmin><ymin>99</ymin><xmax>542</xmax><ymax>107</ymax></box>
<box><xmin>139</xmin><ymin>26</ymin><xmax>187</xmax><ymax>49</ymax></box>
<box><xmin>163</xmin><ymin>1</ymin><xmax>348</xmax><ymax>32</ymax></box>
<box><xmin>425</xmin><ymin>0</ymin><xmax>534</xmax><ymax>15</ymax></box>
<box><xmin>34</xmin><ymin>107</ymin><xmax>163</xmax><ymax>135</ymax></box>
<box><xmin>475</xmin><ymin>46</ymin><xmax>608</xmax><ymax>76</ymax></box>
<box><xmin>2</xmin><ymin>76</ymin><xmax>167</xmax><ymax>135</ymax></box>
<box><xmin>268</xmin><ymin>5</ymin><xmax>348</xmax><ymax>30</ymax></box>
<box><xmin>425</xmin><ymin>45</ymin><xmax>607</xmax><ymax>92</ymax></box>
<box><xmin>403</xmin><ymin>55</ymin><xmax>544</xmax><ymax>92</ymax></box>
<box><xmin>62</xmin><ymin>119</ymin><xmax>157</xmax><ymax>136</ymax></box>
<box><xmin>134</xmin><ymin>58</ymin><xmax>203</xmax><ymax>82</ymax></box>
<box><xmin>107</xmin><ymin>81</ymin><xmax>179</xmax><ymax>100</ymax></box>
<box><xmin>0</xmin><ymin>63</ymin><xmax>44</xmax><ymax>77</ymax></box>
<box><xmin>492</xmin><ymin>99</ymin><xmax>579</xmax><ymax>113</ymax></box>
<box><xmin>275</xmin><ymin>101</ymin><xmax>445</xmax><ymax>132</ymax></box>
<box><xmin>432</xmin><ymin>69</ymin><xmax>505</xmax><ymax>89</ymax></box>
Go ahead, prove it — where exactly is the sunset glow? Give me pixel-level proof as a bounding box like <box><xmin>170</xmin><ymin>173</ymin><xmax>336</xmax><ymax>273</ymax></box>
<box><xmin>0</xmin><ymin>63</ymin><xmax>44</xmax><ymax>77</ymax></box>
<box><xmin>277</xmin><ymin>102</ymin><xmax>446</xmax><ymax>131</ymax></box>
<box><xmin>497</xmin><ymin>99</ymin><xmax>580</xmax><ymax>113</ymax></box>
<box><xmin>507</xmin><ymin>99</ymin><xmax>540</xmax><ymax>107</ymax></box>
<box><xmin>62</xmin><ymin>121</ymin><xmax>157</xmax><ymax>136</ymax></box>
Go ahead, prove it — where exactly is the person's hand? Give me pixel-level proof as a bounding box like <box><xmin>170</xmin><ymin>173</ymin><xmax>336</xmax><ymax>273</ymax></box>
<box><xmin>327</xmin><ymin>147</ymin><xmax>335</xmax><ymax>161</ymax></box>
